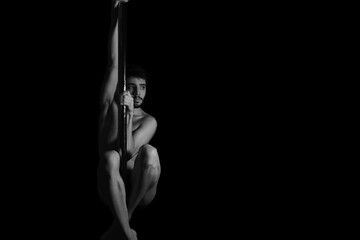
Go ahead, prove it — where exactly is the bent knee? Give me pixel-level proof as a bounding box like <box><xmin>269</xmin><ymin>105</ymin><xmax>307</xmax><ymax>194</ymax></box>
<box><xmin>103</xmin><ymin>150</ymin><xmax>120</xmax><ymax>172</ymax></box>
<box><xmin>140</xmin><ymin>145</ymin><xmax>161</xmax><ymax>178</ymax></box>
<box><xmin>144</xmin><ymin>148</ymin><xmax>161</xmax><ymax>178</ymax></box>
<box><xmin>140</xmin><ymin>144</ymin><xmax>159</xmax><ymax>160</ymax></box>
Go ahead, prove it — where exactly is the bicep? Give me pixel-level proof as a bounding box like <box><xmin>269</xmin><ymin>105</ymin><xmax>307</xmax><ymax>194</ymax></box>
<box><xmin>99</xmin><ymin>101</ymin><xmax>111</xmax><ymax>129</ymax></box>
<box><xmin>100</xmin><ymin>65</ymin><xmax>118</xmax><ymax>106</ymax></box>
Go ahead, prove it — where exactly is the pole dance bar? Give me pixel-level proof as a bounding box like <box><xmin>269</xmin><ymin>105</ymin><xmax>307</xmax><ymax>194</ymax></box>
<box><xmin>117</xmin><ymin>1</ymin><xmax>127</xmax><ymax>179</ymax></box>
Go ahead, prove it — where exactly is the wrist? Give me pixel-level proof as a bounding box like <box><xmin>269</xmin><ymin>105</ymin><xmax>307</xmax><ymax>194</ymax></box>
<box><xmin>127</xmin><ymin>112</ymin><xmax>133</xmax><ymax>123</ymax></box>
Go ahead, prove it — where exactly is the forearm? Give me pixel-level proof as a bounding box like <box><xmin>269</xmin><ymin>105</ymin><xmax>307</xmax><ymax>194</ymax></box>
<box><xmin>126</xmin><ymin>114</ymin><xmax>135</xmax><ymax>157</ymax></box>
<box><xmin>110</xmin><ymin>19</ymin><xmax>119</xmax><ymax>67</ymax></box>
<box><xmin>100</xmin><ymin>6</ymin><xmax>119</xmax><ymax>105</ymax></box>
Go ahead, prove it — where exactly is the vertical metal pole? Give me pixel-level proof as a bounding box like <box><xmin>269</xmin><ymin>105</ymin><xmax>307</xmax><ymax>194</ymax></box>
<box><xmin>117</xmin><ymin>2</ymin><xmax>127</xmax><ymax>179</ymax></box>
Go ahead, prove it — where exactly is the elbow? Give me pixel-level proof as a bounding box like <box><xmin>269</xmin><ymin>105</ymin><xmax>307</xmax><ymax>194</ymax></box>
<box><xmin>100</xmin><ymin>98</ymin><xmax>112</xmax><ymax>112</ymax></box>
<box><xmin>108</xmin><ymin>60</ymin><xmax>118</xmax><ymax>71</ymax></box>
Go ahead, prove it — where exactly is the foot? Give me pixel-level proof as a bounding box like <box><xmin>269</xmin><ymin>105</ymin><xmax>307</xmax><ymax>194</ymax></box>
<box><xmin>129</xmin><ymin>229</ymin><xmax>137</xmax><ymax>240</ymax></box>
<box><xmin>114</xmin><ymin>0</ymin><xmax>129</xmax><ymax>8</ymax></box>
<box><xmin>101</xmin><ymin>225</ymin><xmax>137</xmax><ymax>240</ymax></box>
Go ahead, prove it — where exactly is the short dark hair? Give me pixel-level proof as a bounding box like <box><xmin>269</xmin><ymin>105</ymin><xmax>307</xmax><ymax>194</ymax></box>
<box><xmin>126</xmin><ymin>64</ymin><xmax>149</xmax><ymax>82</ymax></box>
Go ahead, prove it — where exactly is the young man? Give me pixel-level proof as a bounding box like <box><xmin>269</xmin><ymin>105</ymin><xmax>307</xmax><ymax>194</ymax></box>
<box><xmin>97</xmin><ymin>1</ymin><xmax>161</xmax><ymax>239</ymax></box>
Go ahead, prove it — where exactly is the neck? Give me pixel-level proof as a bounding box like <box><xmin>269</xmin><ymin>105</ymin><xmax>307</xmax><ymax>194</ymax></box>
<box><xmin>133</xmin><ymin>108</ymin><xmax>143</xmax><ymax>116</ymax></box>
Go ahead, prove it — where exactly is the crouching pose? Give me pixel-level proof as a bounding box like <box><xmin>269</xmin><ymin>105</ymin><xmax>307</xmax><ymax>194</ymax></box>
<box><xmin>97</xmin><ymin>1</ymin><xmax>161</xmax><ymax>239</ymax></box>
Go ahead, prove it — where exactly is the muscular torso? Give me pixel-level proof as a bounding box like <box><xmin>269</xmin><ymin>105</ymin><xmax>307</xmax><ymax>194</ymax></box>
<box><xmin>98</xmin><ymin>101</ymin><xmax>149</xmax><ymax>153</ymax></box>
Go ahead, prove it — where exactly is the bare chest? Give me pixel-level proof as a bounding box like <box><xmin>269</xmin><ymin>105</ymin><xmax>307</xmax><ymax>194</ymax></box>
<box><xmin>132</xmin><ymin>115</ymin><xmax>145</xmax><ymax>132</ymax></box>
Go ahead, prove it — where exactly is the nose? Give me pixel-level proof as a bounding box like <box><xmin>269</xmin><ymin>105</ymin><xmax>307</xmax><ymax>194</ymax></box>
<box><xmin>133</xmin><ymin>88</ymin><xmax>139</xmax><ymax>96</ymax></box>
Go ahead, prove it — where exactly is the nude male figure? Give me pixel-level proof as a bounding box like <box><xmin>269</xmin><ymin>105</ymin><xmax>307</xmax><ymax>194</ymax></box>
<box><xmin>97</xmin><ymin>1</ymin><xmax>161</xmax><ymax>239</ymax></box>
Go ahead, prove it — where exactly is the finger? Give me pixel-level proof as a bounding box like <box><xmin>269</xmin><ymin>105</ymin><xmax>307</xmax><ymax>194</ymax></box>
<box><xmin>122</xmin><ymin>92</ymin><xmax>131</xmax><ymax>98</ymax></box>
<box><xmin>125</xmin><ymin>95</ymin><xmax>132</xmax><ymax>100</ymax></box>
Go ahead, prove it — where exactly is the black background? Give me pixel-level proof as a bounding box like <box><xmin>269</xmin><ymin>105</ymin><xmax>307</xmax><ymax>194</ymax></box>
<box><xmin>2</xmin><ymin>1</ymin><xmax>321</xmax><ymax>239</ymax></box>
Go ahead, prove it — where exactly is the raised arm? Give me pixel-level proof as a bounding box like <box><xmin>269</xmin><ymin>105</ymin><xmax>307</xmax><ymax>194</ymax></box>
<box><xmin>99</xmin><ymin>5</ymin><xmax>120</xmax><ymax>109</ymax></box>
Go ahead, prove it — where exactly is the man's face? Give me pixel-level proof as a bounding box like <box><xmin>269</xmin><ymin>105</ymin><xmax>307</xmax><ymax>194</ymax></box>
<box><xmin>127</xmin><ymin>77</ymin><xmax>146</xmax><ymax>108</ymax></box>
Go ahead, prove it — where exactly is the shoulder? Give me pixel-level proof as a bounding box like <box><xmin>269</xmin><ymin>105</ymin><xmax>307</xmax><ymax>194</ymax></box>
<box><xmin>141</xmin><ymin>113</ymin><xmax>157</xmax><ymax>130</ymax></box>
<box><xmin>144</xmin><ymin>114</ymin><xmax>157</xmax><ymax>127</ymax></box>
